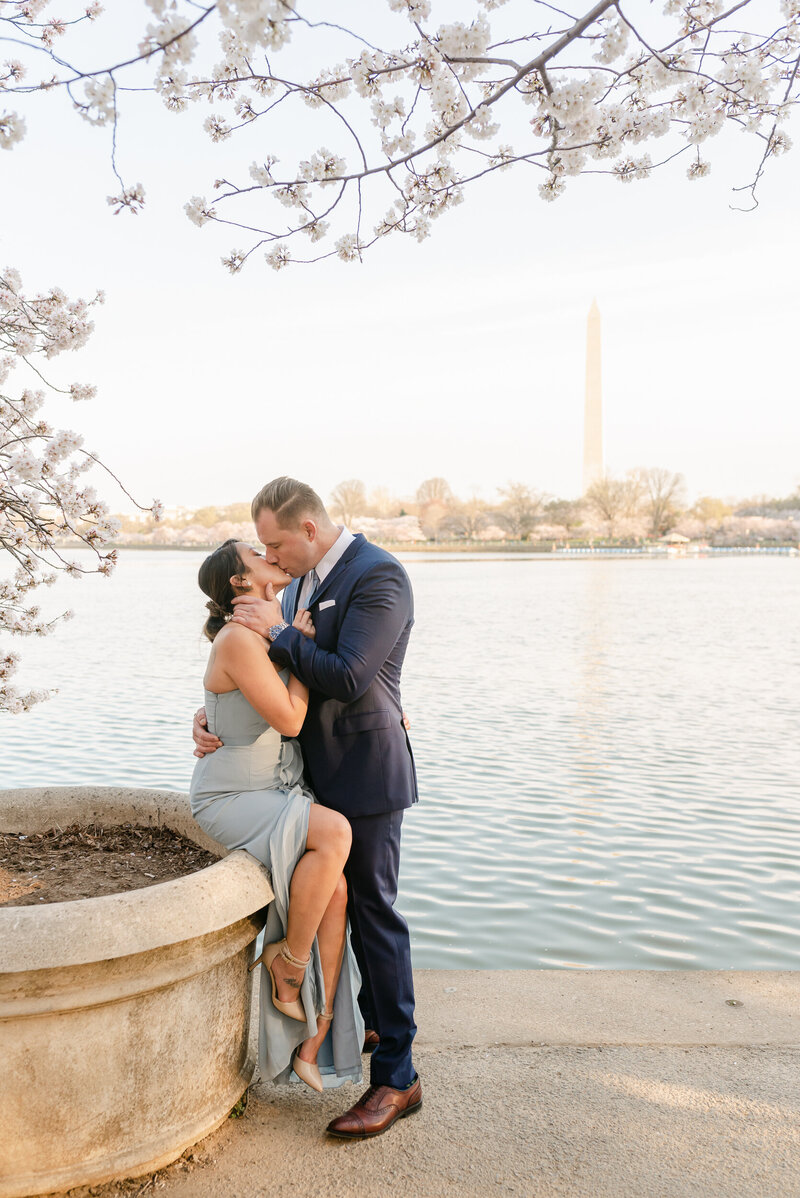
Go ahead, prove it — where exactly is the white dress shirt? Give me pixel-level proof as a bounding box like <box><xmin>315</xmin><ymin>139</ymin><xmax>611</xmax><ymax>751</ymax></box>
<box><xmin>297</xmin><ymin>526</ymin><xmax>355</xmax><ymax>610</ymax></box>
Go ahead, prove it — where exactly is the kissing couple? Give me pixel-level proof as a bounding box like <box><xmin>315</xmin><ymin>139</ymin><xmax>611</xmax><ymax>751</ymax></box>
<box><xmin>190</xmin><ymin>476</ymin><xmax>421</xmax><ymax>1139</ymax></box>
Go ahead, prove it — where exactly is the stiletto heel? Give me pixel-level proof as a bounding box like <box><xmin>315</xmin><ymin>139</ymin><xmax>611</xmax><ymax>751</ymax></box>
<box><xmin>249</xmin><ymin>938</ymin><xmax>310</xmax><ymax>1023</ymax></box>
<box><xmin>292</xmin><ymin>1010</ymin><xmax>334</xmax><ymax>1093</ymax></box>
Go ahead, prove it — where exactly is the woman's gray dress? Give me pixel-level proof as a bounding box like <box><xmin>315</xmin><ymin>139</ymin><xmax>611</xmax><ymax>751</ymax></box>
<box><xmin>189</xmin><ymin>681</ymin><xmax>364</xmax><ymax>1088</ymax></box>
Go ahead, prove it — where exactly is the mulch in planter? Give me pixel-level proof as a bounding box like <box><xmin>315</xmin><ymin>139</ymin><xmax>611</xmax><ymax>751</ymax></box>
<box><xmin>0</xmin><ymin>823</ymin><xmax>220</xmax><ymax>907</ymax></box>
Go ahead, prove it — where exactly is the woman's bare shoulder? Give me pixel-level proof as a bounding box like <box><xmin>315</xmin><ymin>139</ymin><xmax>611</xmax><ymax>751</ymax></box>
<box><xmin>213</xmin><ymin>623</ymin><xmax>269</xmax><ymax>658</ymax></box>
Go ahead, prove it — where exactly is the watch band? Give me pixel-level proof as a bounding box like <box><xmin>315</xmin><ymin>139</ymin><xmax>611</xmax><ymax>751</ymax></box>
<box><xmin>267</xmin><ymin>621</ymin><xmax>290</xmax><ymax>642</ymax></box>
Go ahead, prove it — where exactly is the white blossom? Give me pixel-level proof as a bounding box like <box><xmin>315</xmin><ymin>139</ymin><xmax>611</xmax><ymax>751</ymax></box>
<box><xmin>0</xmin><ymin>651</ymin><xmax>20</xmax><ymax>681</ymax></box>
<box><xmin>614</xmin><ymin>153</ymin><xmax>654</xmax><ymax>183</ymax></box>
<box><xmin>0</xmin><ymin>111</ymin><xmax>26</xmax><ymax>150</ymax></box>
<box><xmin>304</xmin><ymin>66</ymin><xmax>352</xmax><ymax>107</ymax></box>
<box><xmin>687</xmin><ymin>158</ymin><xmax>711</xmax><ymax>178</ymax></box>
<box><xmin>140</xmin><ymin>12</ymin><xmax>198</xmax><ymax>69</ymax></box>
<box><xmin>350</xmin><ymin>50</ymin><xmax>388</xmax><ymax>99</ymax></box>
<box><xmin>265</xmin><ymin>243</ymin><xmax>291</xmax><ymax>270</ymax></box>
<box><xmin>41</xmin><ymin>19</ymin><xmax>66</xmax><ymax>48</ymax></box>
<box><xmin>0</xmin><ymin>60</ymin><xmax>25</xmax><ymax>88</ymax></box>
<box><xmin>768</xmin><ymin>129</ymin><xmax>793</xmax><ymax>155</ymax></box>
<box><xmin>299</xmin><ymin>148</ymin><xmax>346</xmax><ymax>184</ymax></box>
<box><xmin>388</xmin><ymin>0</ymin><xmax>431</xmax><ymax>21</ymax></box>
<box><xmin>334</xmin><ymin>233</ymin><xmax>361</xmax><ymax>262</ymax></box>
<box><xmin>203</xmin><ymin>113</ymin><xmax>232</xmax><ymax>142</ymax></box>
<box><xmin>272</xmin><ymin>183</ymin><xmax>307</xmax><ymax>211</ymax></box>
<box><xmin>45</xmin><ymin>429</ymin><xmax>84</xmax><ymax>463</ymax></box>
<box><xmin>216</xmin><ymin>0</ymin><xmax>292</xmax><ymax>53</ymax></box>
<box><xmin>222</xmin><ymin>249</ymin><xmax>246</xmax><ymax>273</ymax></box>
<box><xmin>78</xmin><ymin>75</ymin><xmax>116</xmax><ymax>126</ymax></box>
<box><xmin>302</xmin><ymin>220</ymin><xmax>329</xmax><ymax>242</ymax></box>
<box><xmin>594</xmin><ymin>15</ymin><xmax>629</xmax><ymax>65</ymax></box>
<box><xmin>106</xmin><ymin>184</ymin><xmax>145</xmax><ymax>215</ymax></box>
<box><xmin>491</xmin><ymin>144</ymin><xmax>514</xmax><ymax>170</ymax></box>
<box><xmin>249</xmin><ymin>157</ymin><xmax>277</xmax><ymax>185</ymax></box>
<box><xmin>437</xmin><ymin>16</ymin><xmax>491</xmax><ymax>80</ymax></box>
<box><xmin>69</xmin><ymin>382</ymin><xmax>97</xmax><ymax>401</ymax></box>
<box><xmin>10</xmin><ymin>447</ymin><xmax>43</xmax><ymax>481</ymax></box>
<box><xmin>539</xmin><ymin>173</ymin><xmax>566</xmax><ymax>201</ymax></box>
<box><xmin>372</xmin><ymin>96</ymin><xmax>407</xmax><ymax>130</ymax></box>
<box><xmin>185</xmin><ymin>195</ymin><xmax>216</xmax><ymax>226</ymax></box>
<box><xmin>466</xmin><ymin>104</ymin><xmax>499</xmax><ymax>141</ymax></box>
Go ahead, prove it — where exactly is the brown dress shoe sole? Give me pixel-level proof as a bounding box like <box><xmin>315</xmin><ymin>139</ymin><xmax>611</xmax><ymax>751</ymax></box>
<box><xmin>326</xmin><ymin>1097</ymin><xmax>422</xmax><ymax>1140</ymax></box>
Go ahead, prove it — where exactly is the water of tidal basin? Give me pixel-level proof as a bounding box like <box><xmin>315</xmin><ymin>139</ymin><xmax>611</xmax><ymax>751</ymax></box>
<box><xmin>2</xmin><ymin>551</ymin><xmax>799</xmax><ymax>971</ymax></box>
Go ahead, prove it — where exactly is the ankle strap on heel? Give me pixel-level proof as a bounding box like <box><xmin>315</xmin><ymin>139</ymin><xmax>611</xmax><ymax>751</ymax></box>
<box><xmin>317</xmin><ymin>1009</ymin><xmax>334</xmax><ymax>1023</ymax></box>
<box><xmin>279</xmin><ymin>939</ymin><xmax>311</xmax><ymax>969</ymax></box>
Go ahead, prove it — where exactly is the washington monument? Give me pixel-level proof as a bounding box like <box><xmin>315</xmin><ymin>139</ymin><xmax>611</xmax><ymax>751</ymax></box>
<box><xmin>583</xmin><ymin>299</ymin><xmax>604</xmax><ymax>493</ymax></box>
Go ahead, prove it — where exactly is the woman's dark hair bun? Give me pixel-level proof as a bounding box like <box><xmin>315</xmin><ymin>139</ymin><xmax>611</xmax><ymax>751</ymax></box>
<box><xmin>198</xmin><ymin>539</ymin><xmax>247</xmax><ymax>642</ymax></box>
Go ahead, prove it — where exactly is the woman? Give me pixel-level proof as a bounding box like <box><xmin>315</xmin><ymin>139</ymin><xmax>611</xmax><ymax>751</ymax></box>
<box><xmin>189</xmin><ymin>538</ymin><xmax>364</xmax><ymax>1091</ymax></box>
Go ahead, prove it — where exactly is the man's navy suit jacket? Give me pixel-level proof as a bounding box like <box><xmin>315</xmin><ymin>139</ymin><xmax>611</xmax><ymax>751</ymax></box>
<box><xmin>268</xmin><ymin>534</ymin><xmax>418</xmax><ymax>819</ymax></box>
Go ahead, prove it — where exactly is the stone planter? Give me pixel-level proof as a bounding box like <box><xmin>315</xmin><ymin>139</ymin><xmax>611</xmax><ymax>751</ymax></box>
<box><xmin>0</xmin><ymin>786</ymin><xmax>273</xmax><ymax>1198</ymax></box>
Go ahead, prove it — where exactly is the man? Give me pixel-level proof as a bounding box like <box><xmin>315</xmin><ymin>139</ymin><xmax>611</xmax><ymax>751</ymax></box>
<box><xmin>193</xmin><ymin>476</ymin><xmax>421</xmax><ymax>1138</ymax></box>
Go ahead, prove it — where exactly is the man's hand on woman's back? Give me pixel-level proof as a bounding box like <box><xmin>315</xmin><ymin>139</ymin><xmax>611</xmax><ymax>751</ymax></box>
<box><xmin>193</xmin><ymin>707</ymin><xmax>222</xmax><ymax>758</ymax></box>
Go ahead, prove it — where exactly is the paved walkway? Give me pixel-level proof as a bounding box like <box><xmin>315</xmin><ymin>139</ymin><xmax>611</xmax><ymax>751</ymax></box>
<box><xmin>60</xmin><ymin>971</ymin><xmax>800</xmax><ymax>1198</ymax></box>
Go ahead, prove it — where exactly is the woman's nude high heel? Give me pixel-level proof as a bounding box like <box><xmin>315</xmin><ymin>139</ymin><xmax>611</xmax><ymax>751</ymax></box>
<box><xmin>249</xmin><ymin>938</ymin><xmax>310</xmax><ymax>1023</ymax></box>
<box><xmin>292</xmin><ymin>1010</ymin><xmax>334</xmax><ymax>1093</ymax></box>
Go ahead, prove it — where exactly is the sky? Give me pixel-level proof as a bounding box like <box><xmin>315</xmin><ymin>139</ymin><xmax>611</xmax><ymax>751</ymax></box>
<box><xmin>2</xmin><ymin>2</ymin><xmax>799</xmax><ymax>514</ymax></box>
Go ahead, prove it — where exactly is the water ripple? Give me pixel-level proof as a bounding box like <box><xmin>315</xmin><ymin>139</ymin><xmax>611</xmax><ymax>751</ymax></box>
<box><xmin>1</xmin><ymin>551</ymin><xmax>799</xmax><ymax>970</ymax></box>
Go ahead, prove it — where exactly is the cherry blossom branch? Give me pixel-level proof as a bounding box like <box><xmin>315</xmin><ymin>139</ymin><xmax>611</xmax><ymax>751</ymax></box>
<box><xmin>0</xmin><ymin>266</ymin><xmax>161</xmax><ymax>712</ymax></box>
<box><xmin>1</xmin><ymin>1</ymin><xmax>797</xmax><ymax>269</ymax></box>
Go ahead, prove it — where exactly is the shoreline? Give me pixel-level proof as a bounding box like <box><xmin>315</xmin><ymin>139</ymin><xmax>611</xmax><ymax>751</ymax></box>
<box><xmin>53</xmin><ymin>541</ymin><xmax>800</xmax><ymax>557</ymax></box>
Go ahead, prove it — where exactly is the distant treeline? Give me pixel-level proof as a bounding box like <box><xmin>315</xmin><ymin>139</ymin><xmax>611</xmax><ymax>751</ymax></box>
<box><xmin>113</xmin><ymin>474</ymin><xmax>800</xmax><ymax>548</ymax></box>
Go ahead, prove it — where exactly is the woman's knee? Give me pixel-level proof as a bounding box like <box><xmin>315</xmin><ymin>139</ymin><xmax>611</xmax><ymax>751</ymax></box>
<box><xmin>308</xmin><ymin>806</ymin><xmax>352</xmax><ymax>859</ymax></box>
<box><xmin>329</xmin><ymin>810</ymin><xmax>352</xmax><ymax>860</ymax></box>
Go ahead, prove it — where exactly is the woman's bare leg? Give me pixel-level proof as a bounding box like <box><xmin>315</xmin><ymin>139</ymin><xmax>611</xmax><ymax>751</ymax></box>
<box><xmin>270</xmin><ymin>805</ymin><xmax>351</xmax><ymax>1005</ymax></box>
<box><xmin>296</xmin><ymin>875</ymin><xmax>348</xmax><ymax>1065</ymax></box>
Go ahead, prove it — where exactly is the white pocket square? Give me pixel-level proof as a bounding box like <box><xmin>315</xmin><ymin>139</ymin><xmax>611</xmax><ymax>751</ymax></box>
<box><xmin>319</xmin><ymin>599</ymin><xmax>336</xmax><ymax>610</ymax></box>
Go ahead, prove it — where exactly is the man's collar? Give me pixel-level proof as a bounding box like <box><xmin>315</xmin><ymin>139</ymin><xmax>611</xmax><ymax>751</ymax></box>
<box><xmin>313</xmin><ymin>526</ymin><xmax>355</xmax><ymax>584</ymax></box>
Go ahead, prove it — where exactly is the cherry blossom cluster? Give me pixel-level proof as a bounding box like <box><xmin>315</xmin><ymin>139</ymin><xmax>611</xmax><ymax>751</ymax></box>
<box><xmin>0</xmin><ymin>268</ymin><xmax>160</xmax><ymax>713</ymax></box>
<box><xmin>2</xmin><ymin>1</ymin><xmax>799</xmax><ymax>272</ymax></box>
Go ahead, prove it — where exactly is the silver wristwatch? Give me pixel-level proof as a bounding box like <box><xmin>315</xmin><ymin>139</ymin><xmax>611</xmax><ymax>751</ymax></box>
<box><xmin>267</xmin><ymin>621</ymin><xmax>290</xmax><ymax>643</ymax></box>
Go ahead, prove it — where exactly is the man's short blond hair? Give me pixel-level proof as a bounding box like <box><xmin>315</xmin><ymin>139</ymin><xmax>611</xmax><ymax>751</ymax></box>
<box><xmin>251</xmin><ymin>476</ymin><xmax>328</xmax><ymax>528</ymax></box>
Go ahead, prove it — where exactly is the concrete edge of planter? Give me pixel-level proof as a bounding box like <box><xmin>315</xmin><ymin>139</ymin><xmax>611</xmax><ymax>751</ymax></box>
<box><xmin>0</xmin><ymin>785</ymin><xmax>274</xmax><ymax>974</ymax></box>
<box><xmin>2</xmin><ymin>1069</ymin><xmax>252</xmax><ymax>1198</ymax></box>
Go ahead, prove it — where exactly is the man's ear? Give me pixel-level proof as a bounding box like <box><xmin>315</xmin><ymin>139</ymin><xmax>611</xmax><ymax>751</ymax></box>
<box><xmin>302</xmin><ymin>520</ymin><xmax>317</xmax><ymax>542</ymax></box>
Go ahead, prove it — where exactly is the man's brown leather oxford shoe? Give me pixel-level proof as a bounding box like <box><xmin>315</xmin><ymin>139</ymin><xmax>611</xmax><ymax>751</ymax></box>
<box><xmin>362</xmin><ymin>1029</ymin><xmax>380</xmax><ymax>1054</ymax></box>
<box><xmin>326</xmin><ymin>1076</ymin><xmax>422</xmax><ymax>1139</ymax></box>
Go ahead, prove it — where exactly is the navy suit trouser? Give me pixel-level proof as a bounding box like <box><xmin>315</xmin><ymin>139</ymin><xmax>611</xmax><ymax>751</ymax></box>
<box><xmin>342</xmin><ymin>809</ymin><xmax>417</xmax><ymax>1090</ymax></box>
